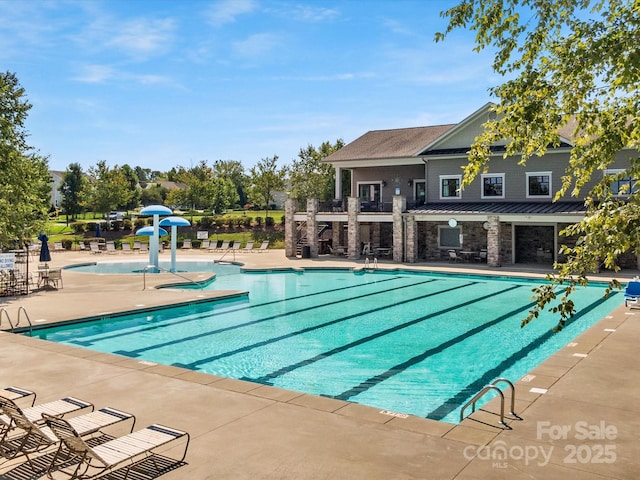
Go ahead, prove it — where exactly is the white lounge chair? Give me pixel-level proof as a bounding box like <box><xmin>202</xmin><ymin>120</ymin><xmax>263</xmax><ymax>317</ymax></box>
<box><xmin>448</xmin><ymin>250</ymin><xmax>462</xmax><ymax>263</ymax></box>
<box><xmin>89</xmin><ymin>243</ymin><xmax>102</xmax><ymax>255</ymax></box>
<box><xmin>105</xmin><ymin>242</ymin><xmax>117</xmax><ymax>254</ymax></box>
<box><xmin>216</xmin><ymin>240</ymin><xmax>229</xmax><ymax>253</ymax></box>
<box><xmin>241</xmin><ymin>242</ymin><xmax>254</xmax><ymax>253</ymax></box>
<box><xmin>121</xmin><ymin>242</ymin><xmax>133</xmax><ymax>254</ymax></box>
<box><xmin>0</xmin><ymin>395</ymin><xmax>134</xmax><ymax>471</ymax></box>
<box><xmin>256</xmin><ymin>240</ymin><xmax>269</xmax><ymax>252</ymax></box>
<box><xmin>200</xmin><ymin>240</ymin><xmax>210</xmax><ymax>250</ymax></box>
<box><xmin>44</xmin><ymin>413</ymin><xmax>189</xmax><ymax>480</ymax></box>
<box><xmin>181</xmin><ymin>238</ymin><xmax>192</xmax><ymax>249</ymax></box>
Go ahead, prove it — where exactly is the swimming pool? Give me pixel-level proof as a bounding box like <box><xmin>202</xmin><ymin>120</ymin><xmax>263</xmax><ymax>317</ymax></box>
<box><xmin>31</xmin><ymin>268</ymin><xmax>620</xmax><ymax>424</ymax></box>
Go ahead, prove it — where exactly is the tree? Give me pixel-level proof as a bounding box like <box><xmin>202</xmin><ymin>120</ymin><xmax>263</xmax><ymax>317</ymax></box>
<box><xmin>214</xmin><ymin>160</ymin><xmax>247</xmax><ymax>207</ymax></box>
<box><xmin>0</xmin><ymin>72</ymin><xmax>51</xmax><ymax>248</ymax></box>
<box><xmin>437</xmin><ymin>0</ymin><xmax>640</xmax><ymax>330</ymax></box>
<box><xmin>59</xmin><ymin>163</ymin><xmax>87</xmax><ymax>223</ymax></box>
<box><xmin>141</xmin><ymin>184</ymin><xmax>169</xmax><ymax>206</ymax></box>
<box><xmin>121</xmin><ymin>164</ymin><xmax>141</xmax><ymax>210</ymax></box>
<box><xmin>289</xmin><ymin>139</ymin><xmax>345</xmax><ymax>204</ymax></box>
<box><xmin>248</xmin><ymin>155</ymin><xmax>287</xmax><ymax>220</ymax></box>
<box><xmin>87</xmin><ymin>161</ymin><xmax>135</xmax><ymax>217</ymax></box>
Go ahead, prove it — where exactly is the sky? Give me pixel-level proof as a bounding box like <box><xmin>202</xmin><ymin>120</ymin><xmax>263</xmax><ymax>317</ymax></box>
<box><xmin>1</xmin><ymin>0</ymin><xmax>500</xmax><ymax>173</ymax></box>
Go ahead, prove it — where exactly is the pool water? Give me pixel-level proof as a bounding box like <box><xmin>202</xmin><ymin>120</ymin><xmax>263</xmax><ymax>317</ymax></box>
<box><xmin>32</xmin><ymin>268</ymin><xmax>620</xmax><ymax>424</ymax></box>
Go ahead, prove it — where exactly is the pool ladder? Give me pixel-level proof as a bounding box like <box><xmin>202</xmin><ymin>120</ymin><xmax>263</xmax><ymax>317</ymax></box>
<box><xmin>0</xmin><ymin>306</ymin><xmax>33</xmax><ymax>335</ymax></box>
<box><xmin>460</xmin><ymin>378</ymin><xmax>522</xmax><ymax>428</ymax></box>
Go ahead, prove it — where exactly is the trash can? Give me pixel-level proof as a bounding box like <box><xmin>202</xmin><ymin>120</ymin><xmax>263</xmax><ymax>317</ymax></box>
<box><xmin>301</xmin><ymin>246</ymin><xmax>311</xmax><ymax>258</ymax></box>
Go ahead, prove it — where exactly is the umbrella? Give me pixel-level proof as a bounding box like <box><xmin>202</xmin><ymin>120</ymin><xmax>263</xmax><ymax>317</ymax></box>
<box><xmin>95</xmin><ymin>223</ymin><xmax>101</xmax><ymax>237</ymax></box>
<box><xmin>38</xmin><ymin>233</ymin><xmax>51</xmax><ymax>263</ymax></box>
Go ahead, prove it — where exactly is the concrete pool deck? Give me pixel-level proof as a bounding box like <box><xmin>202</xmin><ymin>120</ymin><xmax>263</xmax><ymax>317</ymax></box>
<box><xmin>0</xmin><ymin>249</ymin><xmax>638</xmax><ymax>479</ymax></box>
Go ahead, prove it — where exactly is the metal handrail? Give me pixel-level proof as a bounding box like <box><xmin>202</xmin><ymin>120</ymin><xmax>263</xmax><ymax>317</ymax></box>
<box><xmin>0</xmin><ymin>308</ymin><xmax>12</xmax><ymax>331</ymax></box>
<box><xmin>217</xmin><ymin>248</ymin><xmax>236</xmax><ymax>263</ymax></box>
<box><xmin>142</xmin><ymin>265</ymin><xmax>205</xmax><ymax>290</ymax></box>
<box><xmin>17</xmin><ymin>306</ymin><xmax>33</xmax><ymax>336</ymax></box>
<box><xmin>460</xmin><ymin>377</ymin><xmax>521</xmax><ymax>427</ymax></box>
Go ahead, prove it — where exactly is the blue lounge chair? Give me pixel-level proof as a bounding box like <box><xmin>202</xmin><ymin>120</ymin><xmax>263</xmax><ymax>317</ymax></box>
<box><xmin>624</xmin><ymin>279</ymin><xmax>640</xmax><ymax>307</ymax></box>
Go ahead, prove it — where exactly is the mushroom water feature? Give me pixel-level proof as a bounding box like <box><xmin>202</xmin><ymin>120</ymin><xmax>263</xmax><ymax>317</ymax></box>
<box><xmin>139</xmin><ymin>205</ymin><xmax>172</xmax><ymax>271</ymax></box>
<box><xmin>135</xmin><ymin>225</ymin><xmax>168</xmax><ymax>272</ymax></box>
<box><xmin>159</xmin><ymin>216</ymin><xmax>191</xmax><ymax>273</ymax></box>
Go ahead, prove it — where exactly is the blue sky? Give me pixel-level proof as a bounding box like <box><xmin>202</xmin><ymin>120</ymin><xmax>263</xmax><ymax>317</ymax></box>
<box><xmin>1</xmin><ymin>0</ymin><xmax>499</xmax><ymax>173</ymax></box>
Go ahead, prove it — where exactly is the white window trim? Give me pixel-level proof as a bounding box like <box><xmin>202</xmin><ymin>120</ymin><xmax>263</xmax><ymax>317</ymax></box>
<box><xmin>439</xmin><ymin>174</ymin><xmax>462</xmax><ymax>200</ymax></box>
<box><xmin>604</xmin><ymin>169</ymin><xmax>633</xmax><ymax>197</ymax></box>
<box><xmin>356</xmin><ymin>181</ymin><xmax>384</xmax><ymax>198</ymax></box>
<box><xmin>437</xmin><ymin>225</ymin><xmax>462</xmax><ymax>249</ymax></box>
<box><xmin>526</xmin><ymin>171</ymin><xmax>552</xmax><ymax>199</ymax></box>
<box><xmin>480</xmin><ymin>173</ymin><xmax>505</xmax><ymax>199</ymax></box>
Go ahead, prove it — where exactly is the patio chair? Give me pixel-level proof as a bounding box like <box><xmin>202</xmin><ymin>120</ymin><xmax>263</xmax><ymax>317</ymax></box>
<box><xmin>256</xmin><ymin>240</ymin><xmax>269</xmax><ymax>252</ymax></box>
<box><xmin>474</xmin><ymin>249</ymin><xmax>488</xmax><ymax>262</ymax></box>
<box><xmin>624</xmin><ymin>278</ymin><xmax>640</xmax><ymax>307</ymax></box>
<box><xmin>78</xmin><ymin>242</ymin><xmax>87</xmax><ymax>251</ymax></box>
<box><xmin>44</xmin><ymin>413</ymin><xmax>189</xmax><ymax>480</ymax></box>
<box><xmin>139</xmin><ymin>243</ymin><xmax>149</xmax><ymax>253</ymax></box>
<box><xmin>89</xmin><ymin>243</ymin><xmax>102</xmax><ymax>255</ymax></box>
<box><xmin>448</xmin><ymin>250</ymin><xmax>462</xmax><ymax>263</ymax></box>
<box><xmin>200</xmin><ymin>240</ymin><xmax>210</xmax><ymax>250</ymax></box>
<box><xmin>133</xmin><ymin>240</ymin><xmax>141</xmax><ymax>252</ymax></box>
<box><xmin>0</xmin><ymin>395</ymin><xmax>93</xmax><ymax>427</ymax></box>
<box><xmin>105</xmin><ymin>242</ymin><xmax>117</xmax><ymax>254</ymax></box>
<box><xmin>48</xmin><ymin>269</ymin><xmax>63</xmax><ymax>289</ymax></box>
<box><xmin>0</xmin><ymin>396</ymin><xmax>134</xmax><ymax>471</ymax></box>
<box><xmin>231</xmin><ymin>242</ymin><xmax>241</xmax><ymax>252</ymax></box>
<box><xmin>53</xmin><ymin>242</ymin><xmax>64</xmax><ymax>252</ymax></box>
<box><xmin>241</xmin><ymin>241</ymin><xmax>254</xmax><ymax>253</ymax></box>
<box><xmin>216</xmin><ymin>240</ymin><xmax>230</xmax><ymax>253</ymax></box>
<box><xmin>181</xmin><ymin>238</ymin><xmax>192</xmax><ymax>249</ymax></box>
<box><xmin>1</xmin><ymin>386</ymin><xmax>36</xmax><ymax>407</ymax></box>
<box><xmin>121</xmin><ymin>242</ymin><xmax>133</xmax><ymax>254</ymax></box>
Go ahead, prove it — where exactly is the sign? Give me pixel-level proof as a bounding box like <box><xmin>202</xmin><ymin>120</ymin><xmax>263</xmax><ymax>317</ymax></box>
<box><xmin>0</xmin><ymin>253</ymin><xmax>15</xmax><ymax>270</ymax></box>
<box><xmin>197</xmin><ymin>231</ymin><xmax>208</xmax><ymax>240</ymax></box>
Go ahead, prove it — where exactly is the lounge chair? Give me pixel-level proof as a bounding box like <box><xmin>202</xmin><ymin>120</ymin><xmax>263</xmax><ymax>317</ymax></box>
<box><xmin>0</xmin><ymin>395</ymin><xmax>93</xmax><ymax>427</ymax></box>
<box><xmin>0</xmin><ymin>396</ymin><xmax>134</xmax><ymax>471</ymax></box>
<box><xmin>216</xmin><ymin>240</ymin><xmax>229</xmax><ymax>253</ymax></box>
<box><xmin>200</xmin><ymin>240</ymin><xmax>210</xmax><ymax>250</ymax></box>
<box><xmin>241</xmin><ymin>241</ymin><xmax>254</xmax><ymax>253</ymax></box>
<box><xmin>448</xmin><ymin>250</ymin><xmax>462</xmax><ymax>263</ymax></box>
<box><xmin>1</xmin><ymin>386</ymin><xmax>36</xmax><ymax>407</ymax></box>
<box><xmin>44</xmin><ymin>413</ymin><xmax>189</xmax><ymax>480</ymax></box>
<box><xmin>474</xmin><ymin>249</ymin><xmax>488</xmax><ymax>262</ymax></box>
<box><xmin>256</xmin><ymin>240</ymin><xmax>269</xmax><ymax>252</ymax></box>
<box><xmin>624</xmin><ymin>278</ymin><xmax>640</xmax><ymax>307</ymax></box>
<box><xmin>133</xmin><ymin>240</ymin><xmax>141</xmax><ymax>252</ymax></box>
<box><xmin>121</xmin><ymin>242</ymin><xmax>133</xmax><ymax>254</ymax></box>
<box><xmin>181</xmin><ymin>238</ymin><xmax>192</xmax><ymax>249</ymax></box>
<box><xmin>105</xmin><ymin>242</ymin><xmax>117</xmax><ymax>254</ymax></box>
<box><xmin>231</xmin><ymin>242</ymin><xmax>241</xmax><ymax>252</ymax></box>
<box><xmin>48</xmin><ymin>269</ymin><xmax>63</xmax><ymax>289</ymax></box>
<box><xmin>89</xmin><ymin>243</ymin><xmax>102</xmax><ymax>255</ymax></box>
<box><xmin>139</xmin><ymin>243</ymin><xmax>149</xmax><ymax>253</ymax></box>
<box><xmin>53</xmin><ymin>242</ymin><xmax>64</xmax><ymax>252</ymax></box>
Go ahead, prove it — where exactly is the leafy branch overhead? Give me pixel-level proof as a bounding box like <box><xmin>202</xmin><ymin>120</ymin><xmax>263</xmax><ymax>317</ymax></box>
<box><xmin>438</xmin><ymin>0</ymin><xmax>640</xmax><ymax>330</ymax></box>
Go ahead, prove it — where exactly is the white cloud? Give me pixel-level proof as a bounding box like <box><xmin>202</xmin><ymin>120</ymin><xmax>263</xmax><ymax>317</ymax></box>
<box><xmin>72</xmin><ymin>64</ymin><xmax>180</xmax><ymax>89</ymax></box>
<box><xmin>207</xmin><ymin>0</ymin><xmax>256</xmax><ymax>27</ymax></box>
<box><xmin>73</xmin><ymin>64</ymin><xmax>115</xmax><ymax>83</ymax></box>
<box><xmin>232</xmin><ymin>33</ymin><xmax>282</xmax><ymax>58</ymax></box>
<box><xmin>107</xmin><ymin>18</ymin><xmax>175</xmax><ymax>57</ymax></box>
<box><xmin>284</xmin><ymin>5</ymin><xmax>339</xmax><ymax>22</ymax></box>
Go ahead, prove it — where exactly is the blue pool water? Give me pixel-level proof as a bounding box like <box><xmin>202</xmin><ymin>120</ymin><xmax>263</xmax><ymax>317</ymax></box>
<box><xmin>64</xmin><ymin>260</ymin><xmax>238</xmax><ymax>274</ymax></box>
<box><xmin>33</xmin><ymin>268</ymin><xmax>620</xmax><ymax>424</ymax></box>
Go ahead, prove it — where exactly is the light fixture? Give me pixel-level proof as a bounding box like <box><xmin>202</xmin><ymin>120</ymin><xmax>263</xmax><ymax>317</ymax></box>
<box><xmin>448</xmin><ymin>218</ymin><xmax>458</xmax><ymax>228</ymax></box>
<box><xmin>382</xmin><ymin>180</ymin><xmax>387</xmax><ymax>187</ymax></box>
<box><xmin>408</xmin><ymin>179</ymin><xmax>413</xmax><ymax>187</ymax></box>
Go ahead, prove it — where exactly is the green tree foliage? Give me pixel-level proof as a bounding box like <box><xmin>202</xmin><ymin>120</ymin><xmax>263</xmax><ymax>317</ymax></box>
<box><xmin>214</xmin><ymin>159</ymin><xmax>247</xmax><ymax>207</ymax></box>
<box><xmin>0</xmin><ymin>72</ymin><xmax>51</xmax><ymax>247</ymax></box>
<box><xmin>140</xmin><ymin>184</ymin><xmax>169</xmax><ymax>206</ymax></box>
<box><xmin>248</xmin><ymin>155</ymin><xmax>287</xmax><ymax>220</ymax></box>
<box><xmin>121</xmin><ymin>164</ymin><xmax>141</xmax><ymax>210</ymax></box>
<box><xmin>59</xmin><ymin>163</ymin><xmax>87</xmax><ymax>222</ymax></box>
<box><xmin>289</xmin><ymin>139</ymin><xmax>345</xmax><ymax>203</ymax></box>
<box><xmin>438</xmin><ymin>0</ymin><xmax>640</xmax><ymax>330</ymax></box>
<box><xmin>87</xmin><ymin>161</ymin><xmax>135</xmax><ymax>217</ymax></box>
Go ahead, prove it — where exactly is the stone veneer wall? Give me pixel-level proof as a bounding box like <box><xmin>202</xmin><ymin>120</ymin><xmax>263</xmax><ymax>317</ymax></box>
<box><xmin>284</xmin><ymin>198</ymin><xmax>296</xmax><ymax>257</ymax></box>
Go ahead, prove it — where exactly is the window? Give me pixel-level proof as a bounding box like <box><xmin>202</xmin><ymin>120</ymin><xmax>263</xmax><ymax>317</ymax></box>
<box><xmin>438</xmin><ymin>225</ymin><xmax>461</xmax><ymax>248</ymax></box>
<box><xmin>440</xmin><ymin>175</ymin><xmax>461</xmax><ymax>199</ymax></box>
<box><xmin>604</xmin><ymin>169</ymin><xmax>636</xmax><ymax>196</ymax></box>
<box><xmin>526</xmin><ymin>172</ymin><xmax>552</xmax><ymax>198</ymax></box>
<box><xmin>357</xmin><ymin>182</ymin><xmax>381</xmax><ymax>211</ymax></box>
<box><xmin>481</xmin><ymin>174</ymin><xmax>505</xmax><ymax>199</ymax></box>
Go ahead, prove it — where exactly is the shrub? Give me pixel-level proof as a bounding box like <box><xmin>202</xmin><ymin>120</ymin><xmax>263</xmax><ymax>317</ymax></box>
<box><xmin>265</xmin><ymin>216</ymin><xmax>275</xmax><ymax>227</ymax></box>
<box><xmin>134</xmin><ymin>218</ymin><xmax>147</xmax><ymax>229</ymax></box>
<box><xmin>122</xmin><ymin>219</ymin><xmax>132</xmax><ymax>231</ymax></box>
<box><xmin>199</xmin><ymin>216</ymin><xmax>215</xmax><ymax>229</ymax></box>
<box><xmin>71</xmin><ymin>222</ymin><xmax>86</xmax><ymax>234</ymax></box>
<box><xmin>61</xmin><ymin>239</ymin><xmax>73</xmax><ymax>250</ymax></box>
<box><xmin>255</xmin><ymin>217</ymin><xmax>263</xmax><ymax>227</ymax></box>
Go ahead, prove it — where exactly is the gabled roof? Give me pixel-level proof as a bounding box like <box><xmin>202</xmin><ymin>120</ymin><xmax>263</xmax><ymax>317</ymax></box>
<box><xmin>326</xmin><ymin>124</ymin><xmax>456</xmax><ymax>162</ymax></box>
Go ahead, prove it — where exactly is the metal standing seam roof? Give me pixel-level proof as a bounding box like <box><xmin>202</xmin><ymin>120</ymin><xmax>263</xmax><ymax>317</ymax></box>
<box><xmin>407</xmin><ymin>201</ymin><xmax>587</xmax><ymax>215</ymax></box>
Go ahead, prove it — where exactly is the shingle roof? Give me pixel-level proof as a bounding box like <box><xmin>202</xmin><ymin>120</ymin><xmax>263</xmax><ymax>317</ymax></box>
<box><xmin>326</xmin><ymin>124</ymin><xmax>457</xmax><ymax>162</ymax></box>
<box><xmin>408</xmin><ymin>201</ymin><xmax>587</xmax><ymax>215</ymax></box>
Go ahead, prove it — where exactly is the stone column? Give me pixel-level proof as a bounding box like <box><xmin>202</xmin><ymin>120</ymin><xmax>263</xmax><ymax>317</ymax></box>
<box><xmin>284</xmin><ymin>198</ymin><xmax>296</xmax><ymax>257</ymax></box>
<box><xmin>307</xmin><ymin>198</ymin><xmax>319</xmax><ymax>257</ymax></box>
<box><xmin>405</xmin><ymin>215</ymin><xmax>417</xmax><ymax>263</ymax></box>
<box><xmin>347</xmin><ymin>197</ymin><xmax>360</xmax><ymax>259</ymax></box>
<box><xmin>487</xmin><ymin>215</ymin><xmax>501</xmax><ymax>267</ymax></box>
<box><xmin>332</xmin><ymin>221</ymin><xmax>341</xmax><ymax>249</ymax></box>
<box><xmin>392</xmin><ymin>195</ymin><xmax>406</xmax><ymax>263</ymax></box>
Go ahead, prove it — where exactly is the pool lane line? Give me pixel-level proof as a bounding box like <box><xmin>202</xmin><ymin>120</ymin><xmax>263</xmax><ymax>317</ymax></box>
<box><xmin>332</xmin><ymin>288</ymin><xmax>551</xmax><ymax>402</ymax></box>
<box><xmin>245</xmin><ymin>283</ymin><xmax>523</xmax><ymax>385</ymax></box>
<box><xmin>425</xmin><ymin>291</ymin><xmax>618</xmax><ymax>421</ymax></box>
<box><xmin>114</xmin><ymin>278</ymin><xmax>441</xmax><ymax>357</ymax></box>
<box><xmin>174</xmin><ymin>281</ymin><xmax>481</xmax><ymax>370</ymax></box>
<box><xmin>67</xmin><ymin>275</ymin><xmax>405</xmax><ymax>347</ymax></box>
